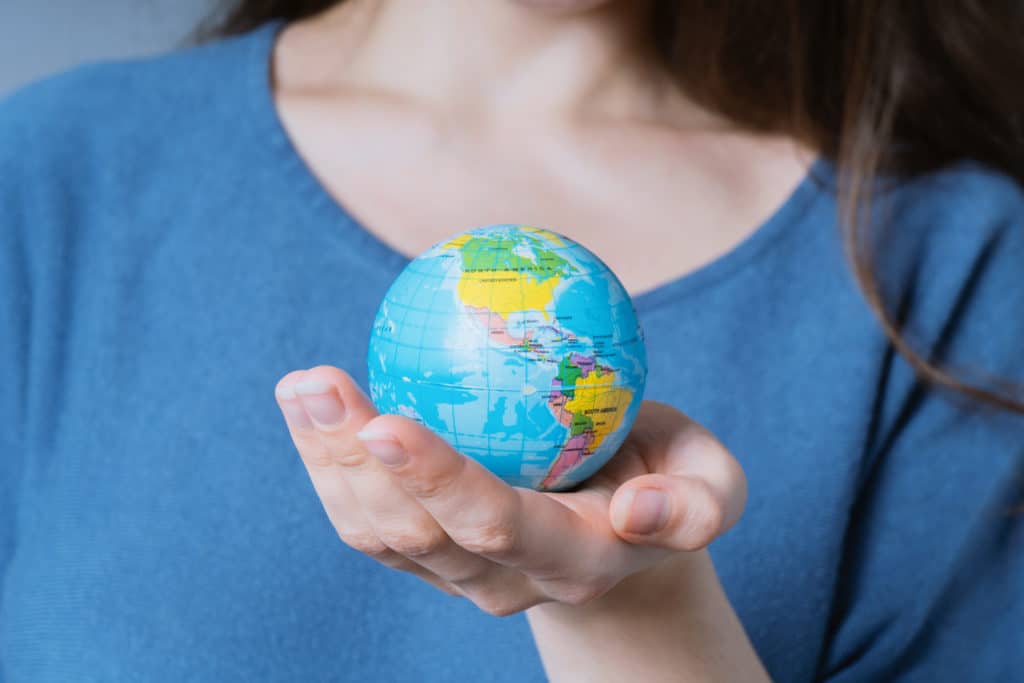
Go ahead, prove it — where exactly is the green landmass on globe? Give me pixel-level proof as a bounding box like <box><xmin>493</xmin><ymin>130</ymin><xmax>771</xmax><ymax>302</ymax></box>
<box><xmin>367</xmin><ymin>224</ymin><xmax>647</xmax><ymax>491</ymax></box>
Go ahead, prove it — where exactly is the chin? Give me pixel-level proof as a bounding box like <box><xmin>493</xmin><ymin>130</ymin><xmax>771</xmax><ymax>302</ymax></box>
<box><xmin>507</xmin><ymin>0</ymin><xmax>617</xmax><ymax>14</ymax></box>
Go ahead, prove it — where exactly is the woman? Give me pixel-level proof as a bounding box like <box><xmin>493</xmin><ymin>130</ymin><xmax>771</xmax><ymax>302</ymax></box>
<box><xmin>1</xmin><ymin>0</ymin><xmax>1021</xmax><ymax>680</ymax></box>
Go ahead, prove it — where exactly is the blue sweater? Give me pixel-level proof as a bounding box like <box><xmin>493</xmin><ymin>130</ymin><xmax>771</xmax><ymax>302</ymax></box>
<box><xmin>1</xmin><ymin>19</ymin><xmax>1022</xmax><ymax>683</ymax></box>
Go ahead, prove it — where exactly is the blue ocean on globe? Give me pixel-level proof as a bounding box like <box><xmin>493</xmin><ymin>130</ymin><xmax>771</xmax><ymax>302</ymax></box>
<box><xmin>366</xmin><ymin>224</ymin><xmax>647</xmax><ymax>491</ymax></box>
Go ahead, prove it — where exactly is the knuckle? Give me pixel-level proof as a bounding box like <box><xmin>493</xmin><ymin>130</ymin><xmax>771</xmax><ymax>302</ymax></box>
<box><xmin>471</xmin><ymin>590</ymin><xmax>526</xmax><ymax>618</ymax></box>
<box><xmin>378</xmin><ymin>525</ymin><xmax>449</xmax><ymax>559</ymax></box>
<box><xmin>557</xmin><ymin>585</ymin><xmax>602</xmax><ymax>608</ymax></box>
<box><xmin>307</xmin><ymin>448</ymin><xmax>366</xmax><ymax>470</ymax></box>
<box><xmin>545</xmin><ymin>576</ymin><xmax>610</xmax><ymax>607</ymax></box>
<box><xmin>445</xmin><ymin>565</ymin><xmax>490</xmax><ymax>585</ymax></box>
<box><xmin>339</xmin><ymin>530</ymin><xmax>391</xmax><ymax>559</ymax></box>
<box><xmin>402</xmin><ymin>458</ymin><xmax>465</xmax><ymax>500</ymax></box>
<box><xmin>292</xmin><ymin>434</ymin><xmax>367</xmax><ymax>472</ymax></box>
<box><xmin>303</xmin><ymin>451</ymin><xmax>337</xmax><ymax>470</ymax></box>
<box><xmin>480</xmin><ymin>603</ymin><xmax>519</xmax><ymax>618</ymax></box>
<box><xmin>454</xmin><ymin>518</ymin><xmax>520</xmax><ymax>559</ymax></box>
<box><xmin>680</xmin><ymin>481</ymin><xmax>725</xmax><ymax>550</ymax></box>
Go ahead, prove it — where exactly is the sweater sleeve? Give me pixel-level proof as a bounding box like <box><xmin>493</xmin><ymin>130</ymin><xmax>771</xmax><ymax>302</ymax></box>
<box><xmin>819</xmin><ymin>169</ymin><xmax>1024</xmax><ymax>681</ymax></box>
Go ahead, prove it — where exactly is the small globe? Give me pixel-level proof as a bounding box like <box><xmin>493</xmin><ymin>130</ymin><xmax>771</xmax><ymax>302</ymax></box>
<box><xmin>367</xmin><ymin>224</ymin><xmax>647</xmax><ymax>491</ymax></box>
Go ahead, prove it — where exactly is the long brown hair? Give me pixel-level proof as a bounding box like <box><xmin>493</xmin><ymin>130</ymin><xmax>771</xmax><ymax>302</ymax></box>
<box><xmin>197</xmin><ymin>0</ymin><xmax>1024</xmax><ymax>415</ymax></box>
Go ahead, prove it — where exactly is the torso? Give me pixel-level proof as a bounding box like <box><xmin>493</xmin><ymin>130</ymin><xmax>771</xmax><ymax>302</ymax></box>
<box><xmin>271</xmin><ymin>15</ymin><xmax>815</xmax><ymax>295</ymax></box>
<box><xmin>5</xmin><ymin>21</ymin><xmax>1022</xmax><ymax>682</ymax></box>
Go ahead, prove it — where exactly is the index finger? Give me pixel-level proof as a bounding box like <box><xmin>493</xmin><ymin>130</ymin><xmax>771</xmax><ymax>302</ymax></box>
<box><xmin>356</xmin><ymin>414</ymin><xmax>609</xmax><ymax>577</ymax></box>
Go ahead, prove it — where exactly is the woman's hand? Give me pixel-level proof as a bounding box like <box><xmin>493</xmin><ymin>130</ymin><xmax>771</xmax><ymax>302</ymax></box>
<box><xmin>274</xmin><ymin>364</ymin><xmax>747</xmax><ymax>616</ymax></box>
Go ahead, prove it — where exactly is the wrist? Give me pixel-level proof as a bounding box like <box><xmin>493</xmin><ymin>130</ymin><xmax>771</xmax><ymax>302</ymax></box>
<box><xmin>525</xmin><ymin>550</ymin><xmax>770</xmax><ymax>683</ymax></box>
<box><xmin>528</xmin><ymin>549</ymin><xmax>710</xmax><ymax>621</ymax></box>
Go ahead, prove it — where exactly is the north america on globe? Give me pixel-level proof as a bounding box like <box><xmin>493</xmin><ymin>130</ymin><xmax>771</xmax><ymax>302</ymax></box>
<box><xmin>367</xmin><ymin>224</ymin><xmax>647</xmax><ymax>491</ymax></box>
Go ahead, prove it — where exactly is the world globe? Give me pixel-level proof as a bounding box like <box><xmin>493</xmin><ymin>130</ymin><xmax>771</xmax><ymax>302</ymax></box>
<box><xmin>367</xmin><ymin>224</ymin><xmax>647</xmax><ymax>491</ymax></box>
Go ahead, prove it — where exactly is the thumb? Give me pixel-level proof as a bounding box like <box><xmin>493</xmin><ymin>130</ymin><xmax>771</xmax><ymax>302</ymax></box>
<box><xmin>609</xmin><ymin>473</ymin><xmax>735</xmax><ymax>551</ymax></box>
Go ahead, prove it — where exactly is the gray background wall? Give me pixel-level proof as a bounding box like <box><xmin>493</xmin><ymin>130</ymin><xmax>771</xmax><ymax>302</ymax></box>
<box><xmin>1</xmin><ymin>1</ymin><xmax>215</xmax><ymax>96</ymax></box>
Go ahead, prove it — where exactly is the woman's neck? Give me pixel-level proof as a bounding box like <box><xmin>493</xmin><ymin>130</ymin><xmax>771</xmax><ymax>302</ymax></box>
<box><xmin>295</xmin><ymin>0</ymin><xmax>714</xmax><ymax>127</ymax></box>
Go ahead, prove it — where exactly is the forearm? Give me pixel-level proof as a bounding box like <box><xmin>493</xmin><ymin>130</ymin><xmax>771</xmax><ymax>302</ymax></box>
<box><xmin>525</xmin><ymin>550</ymin><xmax>770</xmax><ymax>683</ymax></box>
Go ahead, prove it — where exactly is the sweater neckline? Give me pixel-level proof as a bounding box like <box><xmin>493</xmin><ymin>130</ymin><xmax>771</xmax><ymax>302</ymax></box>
<box><xmin>244</xmin><ymin>18</ymin><xmax>829</xmax><ymax>313</ymax></box>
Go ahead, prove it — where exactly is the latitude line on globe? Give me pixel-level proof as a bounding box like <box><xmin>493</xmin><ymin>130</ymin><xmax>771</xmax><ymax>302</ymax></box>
<box><xmin>374</xmin><ymin>336</ymin><xmax>643</xmax><ymax>356</ymax></box>
<box><xmin>370</xmin><ymin>373</ymin><xmax>620</xmax><ymax>393</ymax></box>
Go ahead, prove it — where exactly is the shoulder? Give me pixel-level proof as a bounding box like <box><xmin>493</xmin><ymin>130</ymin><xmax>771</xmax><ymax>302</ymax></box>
<box><xmin>869</xmin><ymin>162</ymin><xmax>1023</xmax><ymax>363</ymax></box>
<box><xmin>0</xmin><ymin>23</ymin><xmax>279</xmax><ymax>282</ymax></box>
<box><xmin>822</xmin><ymin>162</ymin><xmax>1024</xmax><ymax>681</ymax></box>
<box><xmin>875</xmin><ymin>160</ymin><xmax>1022</xmax><ymax>268</ymax></box>
<box><xmin>842</xmin><ymin>161</ymin><xmax>1024</xmax><ymax>439</ymax></box>
<box><xmin>880</xmin><ymin>161</ymin><xmax>1023</xmax><ymax>273</ymax></box>
<box><xmin>0</xmin><ymin>24</ymin><xmax>269</xmax><ymax>123</ymax></box>
<box><xmin>0</xmin><ymin>24</ymin><xmax>273</xmax><ymax>180</ymax></box>
<box><xmin>898</xmin><ymin>159</ymin><xmax>1023</xmax><ymax>205</ymax></box>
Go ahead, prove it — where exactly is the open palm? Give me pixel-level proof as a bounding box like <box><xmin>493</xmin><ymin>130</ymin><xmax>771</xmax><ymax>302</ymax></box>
<box><xmin>276</xmin><ymin>365</ymin><xmax>746</xmax><ymax>615</ymax></box>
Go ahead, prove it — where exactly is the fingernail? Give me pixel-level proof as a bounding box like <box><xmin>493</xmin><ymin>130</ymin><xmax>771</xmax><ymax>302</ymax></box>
<box><xmin>619</xmin><ymin>488</ymin><xmax>670</xmax><ymax>535</ymax></box>
<box><xmin>281</xmin><ymin>401</ymin><xmax>314</xmax><ymax>430</ymax></box>
<box><xmin>294</xmin><ymin>379</ymin><xmax>346</xmax><ymax>426</ymax></box>
<box><xmin>357</xmin><ymin>430</ymin><xmax>407</xmax><ymax>467</ymax></box>
<box><xmin>276</xmin><ymin>382</ymin><xmax>314</xmax><ymax>430</ymax></box>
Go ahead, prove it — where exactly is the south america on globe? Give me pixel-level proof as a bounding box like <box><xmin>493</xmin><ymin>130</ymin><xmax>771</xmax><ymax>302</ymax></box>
<box><xmin>366</xmin><ymin>224</ymin><xmax>647</xmax><ymax>491</ymax></box>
